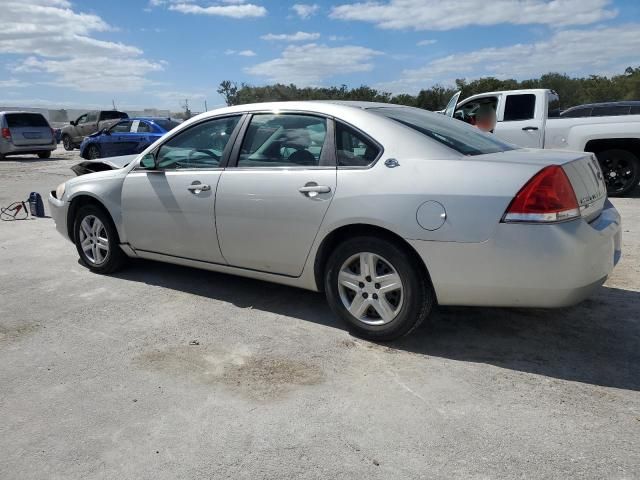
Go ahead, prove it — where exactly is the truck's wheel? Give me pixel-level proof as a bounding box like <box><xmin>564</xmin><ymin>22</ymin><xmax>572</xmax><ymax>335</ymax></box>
<box><xmin>62</xmin><ymin>135</ymin><xmax>74</xmax><ymax>151</ymax></box>
<box><xmin>597</xmin><ymin>149</ymin><xmax>640</xmax><ymax>197</ymax></box>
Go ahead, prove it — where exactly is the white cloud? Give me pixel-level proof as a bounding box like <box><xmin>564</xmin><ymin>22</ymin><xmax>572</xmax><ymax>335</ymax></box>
<box><xmin>416</xmin><ymin>39</ymin><xmax>436</xmax><ymax>46</ymax></box>
<box><xmin>246</xmin><ymin>43</ymin><xmax>381</xmax><ymax>85</ymax></box>
<box><xmin>330</xmin><ymin>0</ymin><xmax>617</xmax><ymax>30</ymax></box>
<box><xmin>382</xmin><ymin>24</ymin><xmax>640</xmax><ymax>93</ymax></box>
<box><xmin>261</xmin><ymin>32</ymin><xmax>320</xmax><ymax>42</ymax></box>
<box><xmin>292</xmin><ymin>3</ymin><xmax>320</xmax><ymax>19</ymax></box>
<box><xmin>224</xmin><ymin>49</ymin><xmax>257</xmax><ymax>56</ymax></box>
<box><xmin>1</xmin><ymin>0</ymin><xmax>163</xmax><ymax>92</ymax></box>
<box><xmin>169</xmin><ymin>2</ymin><xmax>267</xmax><ymax>18</ymax></box>
<box><xmin>0</xmin><ymin>78</ymin><xmax>29</xmax><ymax>88</ymax></box>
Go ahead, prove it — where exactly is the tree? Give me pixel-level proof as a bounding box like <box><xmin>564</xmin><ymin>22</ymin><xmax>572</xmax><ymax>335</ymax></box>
<box><xmin>217</xmin><ymin>80</ymin><xmax>240</xmax><ymax>106</ymax></box>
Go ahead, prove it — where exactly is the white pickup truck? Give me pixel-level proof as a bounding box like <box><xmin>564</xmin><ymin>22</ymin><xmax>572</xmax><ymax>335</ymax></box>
<box><xmin>444</xmin><ymin>89</ymin><xmax>640</xmax><ymax>196</ymax></box>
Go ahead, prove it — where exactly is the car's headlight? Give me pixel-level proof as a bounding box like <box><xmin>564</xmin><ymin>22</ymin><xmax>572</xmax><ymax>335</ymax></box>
<box><xmin>56</xmin><ymin>182</ymin><xmax>66</xmax><ymax>200</ymax></box>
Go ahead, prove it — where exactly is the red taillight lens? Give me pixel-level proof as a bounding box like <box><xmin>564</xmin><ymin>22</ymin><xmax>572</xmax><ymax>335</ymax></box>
<box><xmin>503</xmin><ymin>165</ymin><xmax>580</xmax><ymax>223</ymax></box>
<box><xmin>1</xmin><ymin>128</ymin><xmax>10</xmax><ymax>139</ymax></box>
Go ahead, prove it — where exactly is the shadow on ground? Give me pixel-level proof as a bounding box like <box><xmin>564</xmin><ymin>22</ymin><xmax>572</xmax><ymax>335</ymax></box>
<box><xmin>114</xmin><ymin>259</ymin><xmax>640</xmax><ymax>392</ymax></box>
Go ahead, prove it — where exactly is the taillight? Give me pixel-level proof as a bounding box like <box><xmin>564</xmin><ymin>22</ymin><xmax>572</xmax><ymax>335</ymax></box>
<box><xmin>503</xmin><ymin>165</ymin><xmax>580</xmax><ymax>223</ymax></box>
<box><xmin>1</xmin><ymin>128</ymin><xmax>10</xmax><ymax>139</ymax></box>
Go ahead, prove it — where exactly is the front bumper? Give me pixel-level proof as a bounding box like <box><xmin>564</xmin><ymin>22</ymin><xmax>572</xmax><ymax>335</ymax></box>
<box><xmin>410</xmin><ymin>200</ymin><xmax>622</xmax><ymax>308</ymax></box>
<box><xmin>48</xmin><ymin>191</ymin><xmax>70</xmax><ymax>241</ymax></box>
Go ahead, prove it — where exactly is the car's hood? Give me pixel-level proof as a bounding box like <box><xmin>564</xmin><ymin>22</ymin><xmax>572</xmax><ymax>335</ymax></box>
<box><xmin>71</xmin><ymin>154</ymin><xmax>137</xmax><ymax>176</ymax></box>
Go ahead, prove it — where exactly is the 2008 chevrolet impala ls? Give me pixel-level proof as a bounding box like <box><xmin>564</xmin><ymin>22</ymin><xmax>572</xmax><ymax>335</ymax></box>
<box><xmin>49</xmin><ymin>101</ymin><xmax>622</xmax><ymax>340</ymax></box>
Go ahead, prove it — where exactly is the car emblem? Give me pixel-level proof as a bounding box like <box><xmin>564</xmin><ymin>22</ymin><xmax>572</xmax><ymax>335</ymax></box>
<box><xmin>384</xmin><ymin>158</ymin><xmax>400</xmax><ymax>168</ymax></box>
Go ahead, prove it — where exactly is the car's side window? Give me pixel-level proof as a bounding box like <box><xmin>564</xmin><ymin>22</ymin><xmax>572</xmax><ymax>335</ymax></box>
<box><xmin>503</xmin><ymin>94</ymin><xmax>536</xmax><ymax>121</ymax></box>
<box><xmin>76</xmin><ymin>114</ymin><xmax>87</xmax><ymax>124</ymax></box>
<box><xmin>85</xmin><ymin>112</ymin><xmax>98</xmax><ymax>123</ymax></box>
<box><xmin>336</xmin><ymin>122</ymin><xmax>380</xmax><ymax>167</ymax></box>
<box><xmin>156</xmin><ymin>115</ymin><xmax>241</xmax><ymax>170</ymax></box>
<box><xmin>237</xmin><ymin>114</ymin><xmax>327</xmax><ymax>167</ymax></box>
<box><xmin>110</xmin><ymin>121</ymin><xmax>132</xmax><ymax>133</ymax></box>
<box><xmin>136</xmin><ymin>121</ymin><xmax>152</xmax><ymax>133</ymax></box>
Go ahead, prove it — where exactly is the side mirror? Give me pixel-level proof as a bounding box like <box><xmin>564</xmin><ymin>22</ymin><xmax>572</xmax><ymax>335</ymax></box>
<box><xmin>140</xmin><ymin>153</ymin><xmax>156</xmax><ymax>169</ymax></box>
<box><xmin>70</xmin><ymin>120</ymin><xmax>76</xmax><ymax>126</ymax></box>
<box><xmin>101</xmin><ymin>128</ymin><xmax>110</xmax><ymax>135</ymax></box>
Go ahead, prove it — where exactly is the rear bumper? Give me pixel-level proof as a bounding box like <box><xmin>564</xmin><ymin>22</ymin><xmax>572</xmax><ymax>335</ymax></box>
<box><xmin>48</xmin><ymin>192</ymin><xmax>71</xmax><ymax>241</ymax></box>
<box><xmin>410</xmin><ymin>200</ymin><xmax>622</xmax><ymax>308</ymax></box>
<box><xmin>0</xmin><ymin>140</ymin><xmax>56</xmax><ymax>155</ymax></box>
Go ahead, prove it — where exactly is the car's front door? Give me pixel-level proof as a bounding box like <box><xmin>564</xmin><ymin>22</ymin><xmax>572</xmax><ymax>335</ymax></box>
<box><xmin>101</xmin><ymin>120</ymin><xmax>132</xmax><ymax>157</ymax></box>
<box><xmin>121</xmin><ymin>115</ymin><xmax>243</xmax><ymax>263</ymax></box>
<box><xmin>215</xmin><ymin>113</ymin><xmax>337</xmax><ymax>277</ymax></box>
<box><xmin>494</xmin><ymin>93</ymin><xmax>544</xmax><ymax>148</ymax></box>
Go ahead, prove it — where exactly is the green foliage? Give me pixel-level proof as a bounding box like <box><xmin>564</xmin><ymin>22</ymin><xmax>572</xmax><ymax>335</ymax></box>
<box><xmin>218</xmin><ymin>67</ymin><xmax>640</xmax><ymax>110</ymax></box>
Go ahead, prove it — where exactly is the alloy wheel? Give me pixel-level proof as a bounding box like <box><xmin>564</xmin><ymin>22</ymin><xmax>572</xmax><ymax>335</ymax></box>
<box><xmin>601</xmin><ymin>156</ymin><xmax>634</xmax><ymax>194</ymax></box>
<box><xmin>79</xmin><ymin>215</ymin><xmax>109</xmax><ymax>265</ymax></box>
<box><xmin>87</xmin><ymin>145</ymin><xmax>100</xmax><ymax>159</ymax></box>
<box><xmin>337</xmin><ymin>252</ymin><xmax>404</xmax><ymax>326</ymax></box>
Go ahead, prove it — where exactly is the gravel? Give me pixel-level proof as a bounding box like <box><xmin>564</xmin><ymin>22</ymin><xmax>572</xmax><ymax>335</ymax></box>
<box><xmin>1</xmin><ymin>147</ymin><xmax>638</xmax><ymax>479</ymax></box>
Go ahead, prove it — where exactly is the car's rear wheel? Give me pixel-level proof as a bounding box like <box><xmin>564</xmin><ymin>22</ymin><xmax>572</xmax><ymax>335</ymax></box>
<box><xmin>325</xmin><ymin>236</ymin><xmax>434</xmax><ymax>341</ymax></box>
<box><xmin>86</xmin><ymin>144</ymin><xmax>100</xmax><ymax>160</ymax></box>
<box><xmin>37</xmin><ymin>151</ymin><xmax>51</xmax><ymax>159</ymax></box>
<box><xmin>74</xmin><ymin>205</ymin><xmax>126</xmax><ymax>274</ymax></box>
<box><xmin>597</xmin><ymin>149</ymin><xmax>640</xmax><ymax>197</ymax></box>
<box><xmin>62</xmin><ymin>134</ymin><xmax>73</xmax><ymax>151</ymax></box>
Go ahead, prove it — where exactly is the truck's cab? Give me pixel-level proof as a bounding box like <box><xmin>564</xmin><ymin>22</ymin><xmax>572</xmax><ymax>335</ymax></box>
<box><xmin>446</xmin><ymin>89</ymin><xmax>640</xmax><ymax>196</ymax></box>
<box><xmin>446</xmin><ymin>89</ymin><xmax>560</xmax><ymax>148</ymax></box>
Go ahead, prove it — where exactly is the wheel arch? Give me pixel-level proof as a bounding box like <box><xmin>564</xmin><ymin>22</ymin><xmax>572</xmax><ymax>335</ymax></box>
<box><xmin>313</xmin><ymin>223</ymin><xmax>436</xmax><ymax>300</ymax></box>
<box><xmin>66</xmin><ymin>194</ymin><xmax>116</xmax><ymax>243</ymax></box>
<box><xmin>584</xmin><ymin>138</ymin><xmax>640</xmax><ymax>158</ymax></box>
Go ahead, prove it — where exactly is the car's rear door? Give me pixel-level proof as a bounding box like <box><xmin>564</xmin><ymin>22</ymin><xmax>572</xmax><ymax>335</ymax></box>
<box><xmin>5</xmin><ymin>113</ymin><xmax>52</xmax><ymax>147</ymax></box>
<box><xmin>121</xmin><ymin>115</ymin><xmax>243</xmax><ymax>263</ymax></box>
<box><xmin>215</xmin><ymin>112</ymin><xmax>337</xmax><ymax>277</ymax></box>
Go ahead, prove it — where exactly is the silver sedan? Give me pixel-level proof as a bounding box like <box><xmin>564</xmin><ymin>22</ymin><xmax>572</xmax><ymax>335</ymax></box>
<box><xmin>48</xmin><ymin>101</ymin><xmax>622</xmax><ymax>340</ymax></box>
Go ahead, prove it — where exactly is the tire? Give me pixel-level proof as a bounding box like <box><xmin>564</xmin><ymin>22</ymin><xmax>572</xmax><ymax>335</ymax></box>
<box><xmin>74</xmin><ymin>205</ymin><xmax>127</xmax><ymax>274</ymax></box>
<box><xmin>62</xmin><ymin>135</ymin><xmax>74</xmax><ymax>151</ymax></box>
<box><xmin>37</xmin><ymin>151</ymin><xmax>51</xmax><ymax>159</ymax></box>
<box><xmin>597</xmin><ymin>149</ymin><xmax>640</xmax><ymax>197</ymax></box>
<box><xmin>86</xmin><ymin>144</ymin><xmax>100</xmax><ymax>160</ymax></box>
<box><xmin>324</xmin><ymin>236</ymin><xmax>434</xmax><ymax>341</ymax></box>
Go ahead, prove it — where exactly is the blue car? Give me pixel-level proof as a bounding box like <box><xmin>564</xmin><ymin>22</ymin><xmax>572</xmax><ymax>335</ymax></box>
<box><xmin>79</xmin><ymin>117</ymin><xmax>180</xmax><ymax>159</ymax></box>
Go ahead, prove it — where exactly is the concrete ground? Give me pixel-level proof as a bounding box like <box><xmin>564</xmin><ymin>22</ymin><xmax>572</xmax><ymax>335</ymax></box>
<box><xmin>1</xmin><ymin>146</ymin><xmax>639</xmax><ymax>479</ymax></box>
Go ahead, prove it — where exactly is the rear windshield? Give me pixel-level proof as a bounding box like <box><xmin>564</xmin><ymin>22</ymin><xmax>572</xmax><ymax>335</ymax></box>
<box><xmin>370</xmin><ymin>107</ymin><xmax>515</xmax><ymax>156</ymax></box>
<box><xmin>6</xmin><ymin>113</ymin><xmax>49</xmax><ymax>128</ymax></box>
<box><xmin>101</xmin><ymin>111</ymin><xmax>128</xmax><ymax>120</ymax></box>
<box><xmin>153</xmin><ymin>119</ymin><xmax>180</xmax><ymax>131</ymax></box>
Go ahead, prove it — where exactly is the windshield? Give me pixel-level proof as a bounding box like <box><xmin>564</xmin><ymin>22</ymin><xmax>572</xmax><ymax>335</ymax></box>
<box><xmin>102</xmin><ymin>111</ymin><xmax>128</xmax><ymax>120</ymax></box>
<box><xmin>371</xmin><ymin>107</ymin><xmax>516</xmax><ymax>156</ymax></box>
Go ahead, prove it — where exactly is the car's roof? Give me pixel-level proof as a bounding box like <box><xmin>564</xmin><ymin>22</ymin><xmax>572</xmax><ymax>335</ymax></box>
<box><xmin>125</xmin><ymin>116</ymin><xmax>176</xmax><ymax>122</ymax></box>
<box><xmin>0</xmin><ymin>110</ymin><xmax>46</xmax><ymax>115</ymax></box>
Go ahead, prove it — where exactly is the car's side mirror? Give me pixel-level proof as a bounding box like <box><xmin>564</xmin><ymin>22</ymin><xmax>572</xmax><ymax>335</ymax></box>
<box><xmin>101</xmin><ymin>128</ymin><xmax>110</xmax><ymax>135</ymax></box>
<box><xmin>70</xmin><ymin>120</ymin><xmax>76</xmax><ymax>126</ymax></box>
<box><xmin>140</xmin><ymin>153</ymin><xmax>156</xmax><ymax>169</ymax></box>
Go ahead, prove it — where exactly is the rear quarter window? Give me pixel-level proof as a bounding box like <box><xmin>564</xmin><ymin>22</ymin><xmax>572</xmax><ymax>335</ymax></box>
<box><xmin>6</xmin><ymin>113</ymin><xmax>49</xmax><ymax>128</ymax></box>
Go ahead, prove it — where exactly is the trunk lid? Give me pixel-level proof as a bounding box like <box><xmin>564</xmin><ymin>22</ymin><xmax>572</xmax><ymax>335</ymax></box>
<box><xmin>561</xmin><ymin>152</ymin><xmax>607</xmax><ymax>222</ymax></box>
<box><xmin>6</xmin><ymin>113</ymin><xmax>53</xmax><ymax>146</ymax></box>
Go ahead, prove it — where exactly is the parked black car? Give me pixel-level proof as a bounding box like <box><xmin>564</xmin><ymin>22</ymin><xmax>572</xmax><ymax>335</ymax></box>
<box><xmin>560</xmin><ymin>101</ymin><xmax>640</xmax><ymax>118</ymax></box>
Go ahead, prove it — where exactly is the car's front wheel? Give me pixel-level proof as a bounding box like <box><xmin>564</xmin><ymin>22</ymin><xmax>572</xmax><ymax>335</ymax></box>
<box><xmin>86</xmin><ymin>144</ymin><xmax>100</xmax><ymax>160</ymax></box>
<box><xmin>325</xmin><ymin>237</ymin><xmax>434</xmax><ymax>341</ymax></box>
<box><xmin>74</xmin><ymin>205</ymin><xmax>126</xmax><ymax>274</ymax></box>
<box><xmin>62</xmin><ymin>135</ymin><xmax>73</xmax><ymax>151</ymax></box>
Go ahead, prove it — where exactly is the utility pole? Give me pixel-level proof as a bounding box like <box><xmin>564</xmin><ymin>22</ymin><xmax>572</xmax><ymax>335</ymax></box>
<box><xmin>204</xmin><ymin>100</ymin><xmax>208</xmax><ymax>111</ymax></box>
<box><xmin>112</xmin><ymin>99</ymin><xmax>117</xmax><ymax>110</ymax></box>
<box><xmin>180</xmin><ymin>98</ymin><xmax>191</xmax><ymax>119</ymax></box>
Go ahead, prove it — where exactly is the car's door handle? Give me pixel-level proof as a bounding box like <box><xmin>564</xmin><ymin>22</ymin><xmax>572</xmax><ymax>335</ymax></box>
<box><xmin>299</xmin><ymin>184</ymin><xmax>331</xmax><ymax>197</ymax></box>
<box><xmin>522</xmin><ymin>126</ymin><xmax>539</xmax><ymax>131</ymax></box>
<box><xmin>187</xmin><ymin>183</ymin><xmax>211</xmax><ymax>193</ymax></box>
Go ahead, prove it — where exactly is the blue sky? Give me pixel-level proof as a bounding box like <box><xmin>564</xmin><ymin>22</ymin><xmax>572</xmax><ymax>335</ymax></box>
<box><xmin>1</xmin><ymin>0</ymin><xmax>639</xmax><ymax>111</ymax></box>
